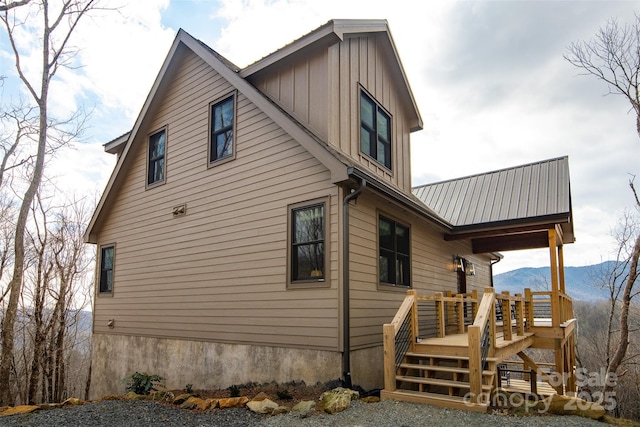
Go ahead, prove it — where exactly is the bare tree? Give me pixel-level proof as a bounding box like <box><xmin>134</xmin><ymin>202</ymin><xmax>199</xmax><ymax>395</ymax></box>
<box><xmin>0</xmin><ymin>0</ymin><xmax>99</xmax><ymax>405</ymax></box>
<box><xmin>0</xmin><ymin>1</ymin><xmax>31</xmax><ymax>12</ymax></box>
<box><xmin>566</xmin><ymin>13</ymin><xmax>640</xmax><ymax>403</ymax></box>
<box><xmin>565</xmin><ymin>14</ymin><xmax>640</xmax><ymax>139</ymax></box>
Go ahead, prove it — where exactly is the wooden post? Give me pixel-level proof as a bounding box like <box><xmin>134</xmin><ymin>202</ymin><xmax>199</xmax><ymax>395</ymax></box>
<box><xmin>446</xmin><ymin>290</ymin><xmax>454</xmax><ymax>333</ymax></box>
<box><xmin>515</xmin><ymin>293</ymin><xmax>525</xmax><ymax>336</ymax></box>
<box><xmin>530</xmin><ymin>370</ymin><xmax>537</xmax><ymax>395</ymax></box>
<box><xmin>549</xmin><ymin>229</ymin><xmax>560</xmax><ymax>328</ymax></box>
<box><xmin>435</xmin><ymin>292</ymin><xmax>445</xmax><ymax>338</ymax></box>
<box><xmin>554</xmin><ymin>343</ymin><xmax>564</xmax><ymax>395</ymax></box>
<box><xmin>471</xmin><ymin>289</ymin><xmax>479</xmax><ymax>319</ymax></box>
<box><xmin>408</xmin><ymin>290</ymin><xmax>418</xmax><ymax>350</ymax></box>
<box><xmin>566</xmin><ymin>335</ymin><xmax>576</xmax><ymax>395</ymax></box>
<box><xmin>558</xmin><ymin>243</ymin><xmax>566</xmax><ymax>294</ymax></box>
<box><xmin>457</xmin><ymin>294</ymin><xmax>465</xmax><ymax>333</ymax></box>
<box><xmin>501</xmin><ymin>291</ymin><xmax>512</xmax><ymax>341</ymax></box>
<box><xmin>524</xmin><ymin>288</ymin><xmax>533</xmax><ymax>330</ymax></box>
<box><xmin>486</xmin><ymin>288</ymin><xmax>496</xmax><ymax>356</ymax></box>
<box><xmin>468</xmin><ymin>325</ymin><xmax>482</xmax><ymax>404</ymax></box>
<box><xmin>383</xmin><ymin>323</ymin><xmax>396</xmax><ymax>392</ymax></box>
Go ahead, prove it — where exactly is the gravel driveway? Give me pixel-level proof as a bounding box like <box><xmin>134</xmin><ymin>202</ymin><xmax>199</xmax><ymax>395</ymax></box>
<box><xmin>0</xmin><ymin>399</ymin><xmax>607</xmax><ymax>427</ymax></box>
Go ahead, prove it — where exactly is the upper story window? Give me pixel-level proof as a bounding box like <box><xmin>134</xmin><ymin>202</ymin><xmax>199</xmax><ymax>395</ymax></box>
<box><xmin>290</xmin><ymin>202</ymin><xmax>326</xmax><ymax>283</ymax></box>
<box><xmin>210</xmin><ymin>95</ymin><xmax>235</xmax><ymax>164</ymax></box>
<box><xmin>147</xmin><ymin>128</ymin><xmax>166</xmax><ymax>186</ymax></box>
<box><xmin>99</xmin><ymin>245</ymin><xmax>114</xmax><ymax>294</ymax></box>
<box><xmin>379</xmin><ymin>215</ymin><xmax>410</xmax><ymax>286</ymax></box>
<box><xmin>360</xmin><ymin>91</ymin><xmax>391</xmax><ymax>170</ymax></box>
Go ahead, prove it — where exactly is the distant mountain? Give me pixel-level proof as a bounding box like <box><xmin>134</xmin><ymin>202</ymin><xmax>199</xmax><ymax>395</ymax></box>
<box><xmin>493</xmin><ymin>261</ymin><xmax>618</xmax><ymax>301</ymax></box>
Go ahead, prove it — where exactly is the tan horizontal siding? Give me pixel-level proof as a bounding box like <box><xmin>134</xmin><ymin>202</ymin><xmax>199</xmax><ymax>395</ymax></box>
<box><xmin>94</xmin><ymin>48</ymin><xmax>340</xmax><ymax>351</ymax></box>
<box><xmin>347</xmin><ymin>193</ymin><xmax>493</xmax><ymax>350</ymax></box>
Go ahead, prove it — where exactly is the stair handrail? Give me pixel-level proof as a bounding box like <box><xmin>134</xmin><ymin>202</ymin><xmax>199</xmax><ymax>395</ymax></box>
<box><xmin>468</xmin><ymin>288</ymin><xmax>496</xmax><ymax>404</ymax></box>
<box><xmin>383</xmin><ymin>290</ymin><xmax>417</xmax><ymax>393</ymax></box>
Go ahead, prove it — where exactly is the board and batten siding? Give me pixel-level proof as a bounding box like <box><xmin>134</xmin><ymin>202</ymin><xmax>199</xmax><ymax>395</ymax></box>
<box><xmin>249</xmin><ymin>34</ymin><xmax>414</xmax><ymax>194</ymax></box>
<box><xmin>93</xmin><ymin>48</ymin><xmax>341</xmax><ymax>351</ymax></box>
<box><xmin>329</xmin><ymin>34</ymin><xmax>413</xmax><ymax>193</ymax></box>
<box><xmin>248</xmin><ymin>47</ymin><xmax>329</xmax><ymax>141</ymax></box>
<box><xmin>348</xmin><ymin>193</ymin><xmax>493</xmax><ymax>350</ymax></box>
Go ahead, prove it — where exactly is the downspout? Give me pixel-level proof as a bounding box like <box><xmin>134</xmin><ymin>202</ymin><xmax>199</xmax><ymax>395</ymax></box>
<box><xmin>490</xmin><ymin>257</ymin><xmax>501</xmax><ymax>288</ymax></box>
<box><xmin>341</xmin><ymin>178</ymin><xmax>366</xmax><ymax>389</ymax></box>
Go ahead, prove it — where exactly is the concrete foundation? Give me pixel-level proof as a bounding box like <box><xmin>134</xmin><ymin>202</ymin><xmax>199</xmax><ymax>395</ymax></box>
<box><xmin>350</xmin><ymin>346</ymin><xmax>384</xmax><ymax>391</ymax></box>
<box><xmin>90</xmin><ymin>334</ymin><xmax>344</xmax><ymax>399</ymax></box>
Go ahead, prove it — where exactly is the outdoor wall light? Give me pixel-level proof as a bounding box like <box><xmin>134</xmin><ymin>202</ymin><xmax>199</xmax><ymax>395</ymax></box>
<box><xmin>453</xmin><ymin>256</ymin><xmax>465</xmax><ymax>273</ymax></box>
<box><xmin>466</xmin><ymin>262</ymin><xmax>476</xmax><ymax>276</ymax></box>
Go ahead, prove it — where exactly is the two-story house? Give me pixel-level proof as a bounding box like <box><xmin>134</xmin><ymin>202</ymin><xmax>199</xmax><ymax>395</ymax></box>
<box><xmin>85</xmin><ymin>20</ymin><xmax>575</xmax><ymax>405</ymax></box>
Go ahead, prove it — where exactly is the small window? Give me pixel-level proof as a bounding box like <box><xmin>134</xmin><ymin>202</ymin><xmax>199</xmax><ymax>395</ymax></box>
<box><xmin>99</xmin><ymin>245</ymin><xmax>114</xmax><ymax>293</ymax></box>
<box><xmin>291</xmin><ymin>202</ymin><xmax>325</xmax><ymax>282</ymax></box>
<box><xmin>360</xmin><ymin>91</ymin><xmax>391</xmax><ymax>169</ymax></box>
<box><xmin>147</xmin><ymin>129</ymin><xmax>166</xmax><ymax>186</ymax></box>
<box><xmin>379</xmin><ymin>215</ymin><xmax>410</xmax><ymax>286</ymax></box>
<box><xmin>210</xmin><ymin>95</ymin><xmax>234</xmax><ymax>163</ymax></box>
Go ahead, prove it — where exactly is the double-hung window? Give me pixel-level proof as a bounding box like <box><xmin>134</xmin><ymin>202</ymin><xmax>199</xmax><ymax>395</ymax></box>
<box><xmin>147</xmin><ymin>129</ymin><xmax>166</xmax><ymax>186</ymax></box>
<box><xmin>290</xmin><ymin>202</ymin><xmax>326</xmax><ymax>282</ymax></box>
<box><xmin>210</xmin><ymin>95</ymin><xmax>235</xmax><ymax>163</ymax></box>
<box><xmin>379</xmin><ymin>215</ymin><xmax>410</xmax><ymax>286</ymax></box>
<box><xmin>360</xmin><ymin>91</ymin><xmax>392</xmax><ymax>170</ymax></box>
<box><xmin>99</xmin><ymin>245</ymin><xmax>115</xmax><ymax>294</ymax></box>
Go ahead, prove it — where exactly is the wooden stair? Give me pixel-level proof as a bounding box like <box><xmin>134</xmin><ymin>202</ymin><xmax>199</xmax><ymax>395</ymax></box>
<box><xmin>381</xmin><ymin>352</ymin><xmax>497</xmax><ymax>412</ymax></box>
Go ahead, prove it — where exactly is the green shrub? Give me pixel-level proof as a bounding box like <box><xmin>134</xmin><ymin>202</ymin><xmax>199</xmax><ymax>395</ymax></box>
<box><xmin>122</xmin><ymin>372</ymin><xmax>164</xmax><ymax>395</ymax></box>
<box><xmin>228</xmin><ymin>384</ymin><xmax>241</xmax><ymax>397</ymax></box>
<box><xmin>276</xmin><ymin>389</ymin><xmax>293</xmax><ymax>400</ymax></box>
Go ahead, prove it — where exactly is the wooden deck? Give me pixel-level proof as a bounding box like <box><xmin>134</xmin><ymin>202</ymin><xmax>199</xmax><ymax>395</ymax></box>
<box><xmin>416</xmin><ymin>331</ymin><xmax>535</xmax><ymax>360</ymax></box>
<box><xmin>382</xmin><ymin>287</ymin><xmax>576</xmax><ymax>412</ymax></box>
<box><xmin>500</xmin><ymin>379</ymin><xmax>557</xmax><ymax>397</ymax></box>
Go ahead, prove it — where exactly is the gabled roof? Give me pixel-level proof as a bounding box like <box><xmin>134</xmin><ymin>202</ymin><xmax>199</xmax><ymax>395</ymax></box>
<box><xmin>240</xmin><ymin>19</ymin><xmax>423</xmax><ymax>132</ymax></box>
<box><xmin>413</xmin><ymin>156</ymin><xmax>575</xmax><ymax>251</ymax></box>
<box><xmin>84</xmin><ymin>28</ymin><xmax>352</xmax><ymax>243</ymax></box>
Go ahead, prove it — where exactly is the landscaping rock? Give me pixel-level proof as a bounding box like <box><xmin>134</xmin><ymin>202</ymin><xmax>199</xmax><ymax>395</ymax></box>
<box><xmin>151</xmin><ymin>390</ymin><xmax>175</xmax><ymax>401</ymax></box>
<box><xmin>272</xmin><ymin>405</ymin><xmax>289</xmax><ymax>415</ymax></box>
<box><xmin>172</xmin><ymin>393</ymin><xmax>195</xmax><ymax>405</ymax></box>
<box><xmin>101</xmin><ymin>395</ymin><xmax>123</xmax><ymax>401</ymax></box>
<box><xmin>37</xmin><ymin>403</ymin><xmax>62</xmax><ymax>411</ymax></box>
<box><xmin>124</xmin><ymin>392</ymin><xmax>151</xmax><ymax>401</ymax></box>
<box><xmin>201</xmin><ymin>398</ymin><xmax>219</xmax><ymax>411</ymax></box>
<box><xmin>317</xmin><ymin>387</ymin><xmax>359</xmax><ymax>414</ymax></box>
<box><xmin>217</xmin><ymin>396</ymin><xmax>249</xmax><ymax>409</ymax></box>
<box><xmin>535</xmin><ymin>394</ymin><xmax>606</xmax><ymax>420</ymax></box>
<box><xmin>360</xmin><ymin>396</ymin><xmax>380</xmax><ymax>403</ymax></box>
<box><xmin>0</xmin><ymin>405</ymin><xmax>40</xmax><ymax>416</ymax></box>
<box><xmin>247</xmin><ymin>398</ymin><xmax>279</xmax><ymax>414</ymax></box>
<box><xmin>179</xmin><ymin>397</ymin><xmax>201</xmax><ymax>410</ymax></box>
<box><xmin>62</xmin><ymin>398</ymin><xmax>84</xmax><ymax>406</ymax></box>
<box><xmin>252</xmin><ymin>392</ymin><xmax>269</xmax><ymax>401</ymax></box>
<box><xmin>291</xmin><ymin>400</ymin><xmax>316</xmax><ymax>418</ymax></box>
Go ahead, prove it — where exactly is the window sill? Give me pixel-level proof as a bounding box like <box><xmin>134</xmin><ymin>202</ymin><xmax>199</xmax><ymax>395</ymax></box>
<box><xmin>287</xmin><ymin>279</ymin><xmax>331</xmax><ymax>290</ymax></box>
<box><xmin>377</xmin><ymin>283</ymin><xmax>411</xmax><ymax>292</ymax></box>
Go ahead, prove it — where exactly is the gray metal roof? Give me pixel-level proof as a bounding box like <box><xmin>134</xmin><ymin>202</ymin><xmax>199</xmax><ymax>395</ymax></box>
<box><xmin>412</xmin><ymin>156</ymin><xmax>572</xmax><ymax>230</ymax></box>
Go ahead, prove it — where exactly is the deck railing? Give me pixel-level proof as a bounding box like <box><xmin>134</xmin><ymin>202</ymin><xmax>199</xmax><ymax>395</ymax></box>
<box><xmin>468</xmin><ymin>288</ymin><xmax>495</xmax><ymax>404</ymax></box>
<box><xmin>494</xmin><ymin>291</ymin><xmax>526</xmax><ymax>340</ymax></box>
<box><xmin>383</xmin><ymin>291</ymin><xmax>417</xmax><ymax>392</ymax></box>
<box><xmin>382</xmin><ymin>286</ymin><xmax>574</xmax><ymax>397</ymax></box>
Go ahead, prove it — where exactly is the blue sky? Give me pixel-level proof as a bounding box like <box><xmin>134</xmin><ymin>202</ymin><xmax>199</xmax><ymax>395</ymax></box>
<box><xmin>1</xmin><ymin>0</ymin><xmax>638</xmax><ymax>274</ymax></box>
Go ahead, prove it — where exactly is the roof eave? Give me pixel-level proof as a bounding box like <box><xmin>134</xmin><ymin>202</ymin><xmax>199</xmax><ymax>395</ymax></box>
<box><xmin>348</xmin><ymin>166</ymin><xmax>452</xmax><ymax>232</ymax></box>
